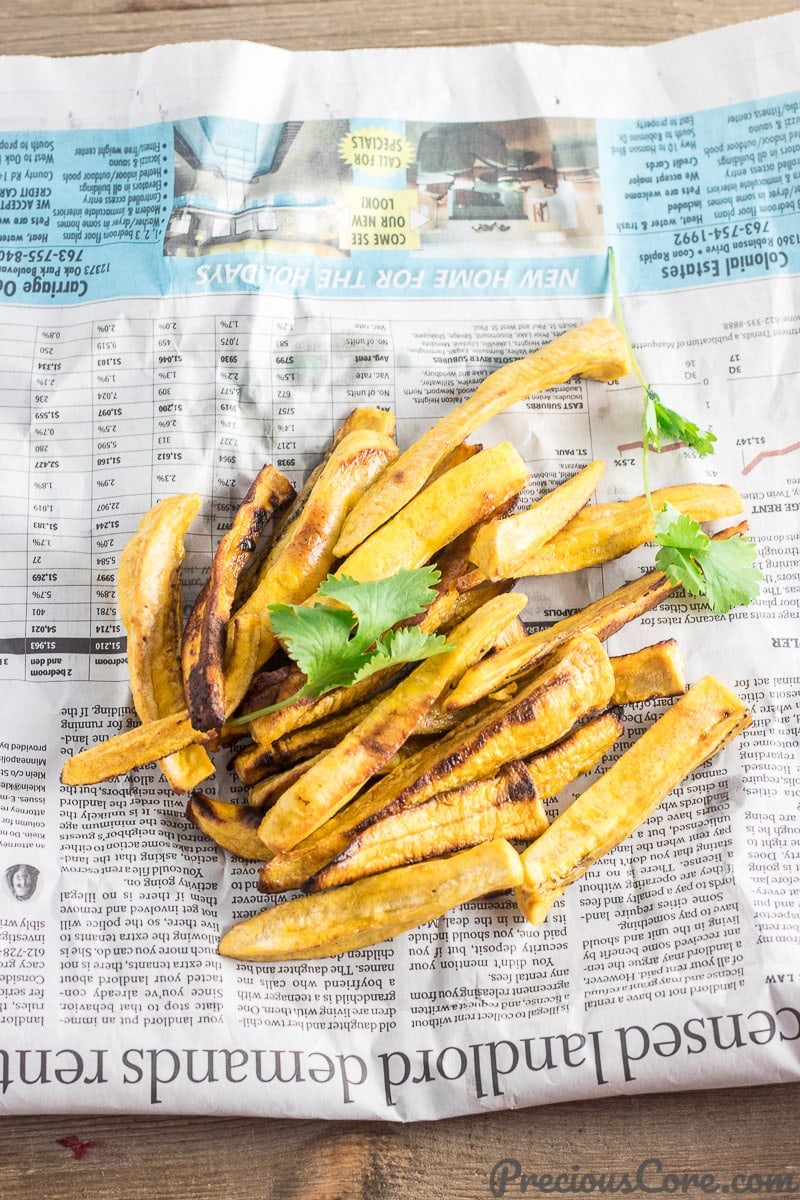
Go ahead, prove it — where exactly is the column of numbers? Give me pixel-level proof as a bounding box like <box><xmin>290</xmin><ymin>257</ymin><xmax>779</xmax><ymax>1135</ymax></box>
<box><xmin>27</xmin><ymin>323</ymin><xmax>93</xmax><ymax>682</ymax></box>
<box><xmin>90</xmin><ymin>318</ymin><xmax>153</xmax><ymax>680</ymax></box>
<box><xmin>0</xmin><ymin>324</ymin><xmax>36</xmax><ymax>680</ymax></box>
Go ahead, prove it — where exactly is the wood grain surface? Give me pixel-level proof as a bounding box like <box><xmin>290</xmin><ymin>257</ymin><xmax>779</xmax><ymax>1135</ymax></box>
<box><xmin>1</xmin><ymin>1</ymin><xmax>798</xmax><ymax>1196</ymax></box>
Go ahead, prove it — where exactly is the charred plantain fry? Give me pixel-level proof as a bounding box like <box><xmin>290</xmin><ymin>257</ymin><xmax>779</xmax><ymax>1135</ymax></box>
<box><xmin>117</xmin><ymin>492</ymin><xmax>214</xmax><ymax>792</ymax></box>
<box><xmin>311</xmin><ymin>710</ymin><xmax>624</xmax><ymax>893</ymax></box>
<box><xmin>308</xmin><ymin>761</ymin><xmax>547</xmax><ymax>891</ymax></box>
<box><xmin>257</xmin><ymin>632</ymin><xmax>615</xmax><ymax>893</ymax></box>
<box><xmin>515</xmin><ymin>676</ymin><xmax>752</xmax><ymax>924</ymax></box>
<box><xmin>470</xmin><ymin>460</ymin><xmax>604</xmax><ymax>581</ymax></box>
<box><xmin>334</xmin><ymin>317</ymin><xmax>631</xmax><ymax>558</ymax></box>
<box><xmin>524</xmin><ymin>483</ymin><xmax>743</xmax><ymax>575</ymax></box>
<box><xmin>335</xmin><ymin>441</ymin><xmax>530</xmax><ymax>583</ymax></box>
<box><xmin>182</xmin><ymin>464</ymin><xmax>295</xmax><ymax>731</ymax></box>
<box><xmin>257</xmin><ymin>592</ymin><xmax>527</xmax><ymax>852</ymax></box>
<box><xmin>219</xmin><ymin>838</ymin><xmax>524</xmax><ymax>961</ymax></box>
<box><xmin>186</xmin><ymin>792</ymin><xmax>272</xmax><ymax>861</ymax></box>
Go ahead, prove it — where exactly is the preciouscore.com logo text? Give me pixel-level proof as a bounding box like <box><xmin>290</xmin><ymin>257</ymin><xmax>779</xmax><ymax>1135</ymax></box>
<box><xmin>488</xmin><ymin>1159</ymin><xmax>798</xmax><ymax>1197</ymax></box>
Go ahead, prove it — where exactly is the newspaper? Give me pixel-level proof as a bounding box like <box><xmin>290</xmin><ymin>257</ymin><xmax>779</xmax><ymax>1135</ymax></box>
<box><xmin>0</xmin><ymin>13</ymin><xmax>799</xmax><ymax>1119</ymax></box>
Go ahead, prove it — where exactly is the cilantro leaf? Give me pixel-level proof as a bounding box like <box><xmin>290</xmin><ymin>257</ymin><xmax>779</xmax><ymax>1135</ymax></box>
<box><xmin>646</xmin><ymin>393</ymin><xmax>717</xmax><ymax>457</ymax></box>
<box><xmin>231</xmin><ymin>566</ymin><xmax>450</xmax><ymax>723</ymax></box>
<box><xmin>316</xmin><ymin>569</ymin><xmax>440</xmax><ymax>654</ymax></box>
<box><xmin>351</xmin><ymin>625</ymin><xmax>451</xmax><ymax>683</ymax></box>
<box><xmin>267</xmin><ymin>601</ymin><xmax>367</xmax><ymax>697</ymax></box>
<box><xmin>653</xmin><ymin>503</ymin><xmax>763</xmax><ymax>614</ymax></box>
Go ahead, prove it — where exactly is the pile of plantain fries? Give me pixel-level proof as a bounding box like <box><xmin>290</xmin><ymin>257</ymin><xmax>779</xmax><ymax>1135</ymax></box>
<box><xmin>61</xmin><ymin>318</ymin><xmax>753</xmax><ymax>961</ymax></box>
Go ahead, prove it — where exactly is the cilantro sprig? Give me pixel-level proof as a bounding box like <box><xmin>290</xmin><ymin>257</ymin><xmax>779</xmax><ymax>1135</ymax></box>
<box><xmin>608</xmin><ymin>247</ymin><xmax>761</xmax><ymax>614</ymax></box>
<box><xmin>233</xmin><ymin>566</ymin><xmax>451</xmax><ymax>723</ymax></box>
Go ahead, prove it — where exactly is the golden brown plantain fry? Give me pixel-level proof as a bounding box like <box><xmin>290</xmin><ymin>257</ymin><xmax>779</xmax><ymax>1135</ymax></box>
<box><xmin>610</xmin><ymin>640</ymin><xmax>686</xmax><ymax>705</ymax></box>
<box><xmin>314</xmin><ymin>710</ymin><xmax>624</xmax><ymax>892</ymax></box>
<box><xmin>232</xmin><ymin>428</ymin><xmax>399</xmax><ymax>671</ymax></box>
<box><xmin>219</xmin><ymin>838</ymin><xmax>524</xmax><ymax>961</ymax></box>
<box><xmin>117</xmin><ymin>492</ymin><xmax>214</xmax><ymax>792</ymax></box>
<box><xmin>308</xmin><ymin>761</ymin><xmax>548</xmax><ymax>891</ymax></box>
<box><xmin>335</xmin><ymin>441</ymin><xmax>530</xmax><ymax>583</ymax></box>
<box><xmin>257</xmin><ymin>632</ymin><xmax>615</xmax><ymax>893</ymax></box>
<box><xmin>470</xmin><ymin>460</ymin><xmax>605</xmax><ymax>581</ymax></box>
<box><xmin>61</xmin><ymin>709</ymin><xmax>210</xmax><ymax>787</ymax></box>
<box><xmin>334</xmin><ymin>317</ymin><xmax>632</xmax><ymax>558</ymax></box>
<box><xmin>523</xmin><ymin>483</ymin><xmax>743</xmax><ymax>575</ymax></box>
<box><xmin>266</xmin><ymin>406</ymin><xmax>396</xmax><ymax>548</ymax></box>
<box><xmin>257</xmin><ymin>591</ymin><xmax>527</xmax><ymax>852</ymax></box>
<box><xmin>182</xmin><ymin>464</ymin><xmax>295</xmax><ymax>731</ymax></box>
<box><xmin>515</xmin><ymin>676</ymin><xmax>752</xmax><ymax>924</ymax></box>
<box><xmin>443</xmin><ymin>567</ymin><xmax>680</xmax><ymax>713</ymax></box>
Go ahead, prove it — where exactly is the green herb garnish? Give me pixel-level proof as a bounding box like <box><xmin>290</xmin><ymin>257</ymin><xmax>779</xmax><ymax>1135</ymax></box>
<box><xmin>234</xmin><ymin>566</ymin><xmax>451</xmax><ymax>723</ymax></box>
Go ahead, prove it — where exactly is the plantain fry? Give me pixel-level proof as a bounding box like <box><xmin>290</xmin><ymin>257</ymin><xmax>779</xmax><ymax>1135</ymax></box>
<box><xmin>247</xmin><ymin>752</ymin><xmax>328</xmax><ymax>808</ymax></box>
<box><xmin>246</xmin><ymin>659</ymin><xmax>411</xmax><ymax>750</ymax></box>
<box><xmin>443</xmin><ymin>567</ymin><xmax>679</xmax><ymax>713</ymax></box>
<box><xmin>117</xmin><ymin>492</ymin><xmax>214</xmax><ymax>792</ymax></box>
<box><xmin>182</xmin><ymin>464</ymin><xmax>295</xmax><ymax>731</ymax></box>
<box><xmin>425</xmin><ymin>440</ymin><xmax>482</xmax><ymax>483</ymax></box>
<box><xmin>257</xmin><ymin>632</ymin><xmax>615</xmax><ymax>893</ymax></box>
<box><xmin>445</xmin><ymin>522</ymin><xmax>750</xmax><ymax>714</ymax></box>
<box><xmin>335</xmin><ymin>440</ymin><xmax>530</xmax><ymax>583</ymax></box>
<box><xmin>234</xmin><ymin>693</ymin><xmax>388</xmax><ymax>783</ymax></box>
<box><xmin>334</xmin><ymin>317</ymin><xmax>632</xmax><ymax>558</ymax></box>
<box><xmin>267</xmin><ymin>406</ymin><xmax>396</xmax><ymax>548</ymax></box>
<box><xmin>60</xmin><ymin>614</ymin><xmax>260</xmax><ymax>788</ymax></box>
<box><xmin>470</xmin><ymin>460</ymin><xmax>605</xmax><ymax>581</ymax></box>
<box><xmin>312</xmin><ymin>710</ymin><xmax>624</xmax><ymax>893</ymax></box>
<box><xmin>523</xmin><ymin>483</ymin><xmax>743</xmax><ymax>576</ymax></box>
<box><xmin>60</xmin><ymin>709</ymin><xmax>211</xmax><ymax>787</ymax></box>
<box><xmin>257</xmin><ymin>592</ymin><xmax>528</xmax><ymax>852</ymax></box>
<box><xmin>220</xmin><ymin>612</ymin><xmax>263</xmax><ymax>719</ymax></box>
<box><xmin>220</xmin><ymin>838</ymin><xmax>524</xmax><ymax>961</ymax></box>
<box><xmin>491</xmin><ymin>614</ymin><xmax>528</xmax><ymax>651</ymax></box>
<box><xmin>186</xmin><ymin>792</ymin><xmax>272</xmax><ymax>860</ymax></box>
<box><xmin>524</xmin><ymin>709</ymin><xmax>624</xmax><ymax>799</ymax></box>
<box><xmin>515</xmin><ymin>676</ymin><xmax>752</xmax><ymax>924</ymax></box>
<box><xmin>610</xmin><ymin>640</ymin><xmax>686</xmax><ymax>705</ymax></box>
<box><xmin>308</xmin><ymin>761</ymin><xmax>547</xmax><ymax>891</ymax></box>
<box><xmin>232</xmin><ymin>427</ymin><xmax>399</xmax><ymax>672</ymax></box>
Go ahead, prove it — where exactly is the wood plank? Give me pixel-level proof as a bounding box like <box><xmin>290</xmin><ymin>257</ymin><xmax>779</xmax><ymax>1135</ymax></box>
<box><xmin>0</xmin><ymin>0</ymin><xmax>798</xmax><ymax>56</ymax></box>
<box><xmin>0</xmin><ymin>1083</ymin><xmax>798</xmax><ymax>1198</ymax></box>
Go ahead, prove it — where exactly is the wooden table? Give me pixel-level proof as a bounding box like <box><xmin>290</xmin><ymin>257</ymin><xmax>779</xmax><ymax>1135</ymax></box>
<box><xmin>1</xmin><ymin>1</ymin><xmax>799</xmax><ymax>1195</ymax></box>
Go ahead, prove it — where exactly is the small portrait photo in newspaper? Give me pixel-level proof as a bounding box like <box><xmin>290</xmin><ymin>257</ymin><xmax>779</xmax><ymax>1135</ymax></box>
<box><xmin>5</xmin><ymin>863</ymin><xmax>40</xmax><ymax>902</ymax></box>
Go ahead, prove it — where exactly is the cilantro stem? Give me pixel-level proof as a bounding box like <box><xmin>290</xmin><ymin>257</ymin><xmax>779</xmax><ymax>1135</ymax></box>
<box><xmin>608</xmin><ymin>246</ymin><xmax>657</xmax><ymax>521</ymax></box>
